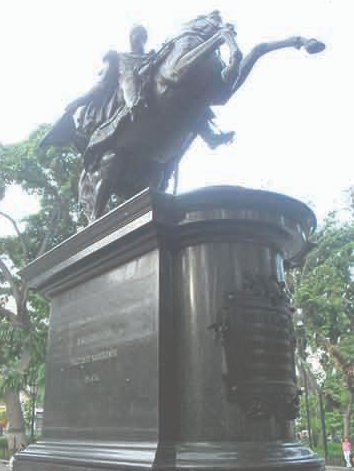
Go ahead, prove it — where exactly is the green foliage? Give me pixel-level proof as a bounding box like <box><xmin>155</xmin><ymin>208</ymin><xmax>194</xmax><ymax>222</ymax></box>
<box><xmin>0</xmin><ymin>124</ymin><xmax>82</xmax><ymax>406</ymax></box>
<box><xmin>0</xmin><ymin>126</ymin><xmax>84</xmax><ymax>265</ymax></box>
<box><xmin>295</xmin><ymin>221</ymin><xmax>354</xmax><ymax>373</ymax></box>
<box><xmin>0</xmin><ymin>408</ymin><xmax>6</xmax><ymax>424</ymax></box>
<box><xmin>23</xmin><ymin>396</ymin><xmax>33</xmax><ymax>433</ymax></box>
<box><xmin>0</xmin><ymin>436</ymin><xmax>8</xmax><ymax>458</ymax></box>
<box><xmin>294</xmin><ymin>210</ymin><xmax>354</xmax><ymax>438</ymax></box>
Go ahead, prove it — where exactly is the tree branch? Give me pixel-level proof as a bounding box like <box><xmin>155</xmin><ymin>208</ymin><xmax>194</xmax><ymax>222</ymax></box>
<box><xmin>35</xmin><ymin>206</ymin><xmax>61</xmax><ymax>258</ymax></box>
<box><xmin>325</xmin><ymin>340</ymin><xmax>354</xmax><ymax>380</ymax></box>
<box><xmin>325</xmin><ymin>340</ymin><xmax>346</xmax><ymax>367</ymax></box>
<box><xmin>0</xmin><ymin>305</ymin><xmax>19</xmax><ymax>325</ymax></box>
<box><xmin>0</xmin><ymin>258</ymin><xmax>21</xmax><ymax>308</ymax></box>
<box><xmin>17</xmin><ymin>349</ymin><xmax>31</xmax><ymax>373</ymax></box>
<box><xmin>0</xmin><ymin>210</ymin><xmax>29</xmax><ymax>263</ymax></box>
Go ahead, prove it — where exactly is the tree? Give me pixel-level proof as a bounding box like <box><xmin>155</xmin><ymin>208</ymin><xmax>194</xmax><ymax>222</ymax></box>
<box><xmin>294</xmin><ymin>213</ymin><xmax>354</xmax><ymax>438</ymax></box>
<box><xmin>0</xmin><ymin>125</ymin><xmax>82</xmax><ymax>452</ymax></box>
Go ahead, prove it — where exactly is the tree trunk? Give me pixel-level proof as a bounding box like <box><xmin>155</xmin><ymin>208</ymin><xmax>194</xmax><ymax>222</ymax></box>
<box><xmin>4</xmin><ymin>389</ymin><xmax>28</xmax><ymax>454</ymax></box>
<box><xmin>343</xmin><ymin>388</ymin><xmax>354</xmax><ymax>438</ymax></box>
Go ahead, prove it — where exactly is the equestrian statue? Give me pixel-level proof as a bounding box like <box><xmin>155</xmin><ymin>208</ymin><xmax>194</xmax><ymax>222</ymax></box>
<box><xmin>40</xmin><ymin>11</ymin><xmax>325</xmax><ymax>221</ymax></box>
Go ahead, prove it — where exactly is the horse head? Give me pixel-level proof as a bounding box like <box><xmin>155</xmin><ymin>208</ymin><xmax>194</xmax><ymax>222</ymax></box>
<box><xmin>180</xmin><ymin>10</ymin><xmax>226</xmax><ymax>40</ymax></box>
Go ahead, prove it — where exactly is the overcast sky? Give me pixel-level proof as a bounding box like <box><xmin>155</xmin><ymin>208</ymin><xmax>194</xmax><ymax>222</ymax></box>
<box><xmin>0</xmin><ymin>0</ymin><xmax>353</xmax><ymax>233</ymax></box>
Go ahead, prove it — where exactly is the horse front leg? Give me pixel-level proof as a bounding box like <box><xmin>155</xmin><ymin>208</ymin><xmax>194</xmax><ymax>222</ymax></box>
<box><xmin>220</xmin><ymin>26</ymin><xmax>243</xmax><ymax>88</ymax></box>
<box><xmin>231</xmin><ymin>36</ymin><xmax>325</xmax><ymax>94</ymax></box>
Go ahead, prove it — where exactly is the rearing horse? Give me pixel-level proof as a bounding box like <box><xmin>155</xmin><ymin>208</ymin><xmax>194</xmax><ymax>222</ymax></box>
<box><xmin>41</xmin><ymin>11</ymin><xmax>325</xmax><ymax>221</ymax></box>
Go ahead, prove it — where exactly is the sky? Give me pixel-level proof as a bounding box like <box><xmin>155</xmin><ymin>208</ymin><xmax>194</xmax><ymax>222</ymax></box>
<box><xmin>0</xmin><ymin>0</ymin><xmax>353</xmax><ymax>234</ymax></box>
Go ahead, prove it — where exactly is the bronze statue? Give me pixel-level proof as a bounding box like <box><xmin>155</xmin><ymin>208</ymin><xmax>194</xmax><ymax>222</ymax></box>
<box><xmin>40</xmin><ymin>11</ymin><xmax>325</xmax><ymax>221</ymax></box>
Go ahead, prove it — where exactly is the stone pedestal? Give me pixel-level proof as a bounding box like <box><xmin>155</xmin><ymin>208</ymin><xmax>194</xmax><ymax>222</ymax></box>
<box><xmin>13</xmin><ymin>186</ymin><xmax>324</xmax><ymax>471</ymax></box>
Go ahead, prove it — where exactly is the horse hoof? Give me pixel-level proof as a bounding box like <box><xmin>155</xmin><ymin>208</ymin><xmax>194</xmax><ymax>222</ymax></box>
<box><xmin>304</xmin><ymin>39</ymin><xmax>326</xmax><ymax>54</ymax></box>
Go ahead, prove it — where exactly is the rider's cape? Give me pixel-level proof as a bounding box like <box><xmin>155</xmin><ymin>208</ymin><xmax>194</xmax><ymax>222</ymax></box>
<box><xmin>83</xmin><ymin>42</ymin><xmax>175</xmax><ymax>169</ymax></box>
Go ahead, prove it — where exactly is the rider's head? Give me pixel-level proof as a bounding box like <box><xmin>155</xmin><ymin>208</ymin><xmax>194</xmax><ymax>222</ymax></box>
<box><xmin>130</xmin><ymin>25</ymin><xmax>148</xmax><ymax>54</ymax></box>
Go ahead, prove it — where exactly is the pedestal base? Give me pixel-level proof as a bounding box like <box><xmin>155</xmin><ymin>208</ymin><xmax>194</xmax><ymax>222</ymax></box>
<box><xmin>13</xmin><ymin>187</ymin><xmax>323</xmax><ymax>471</ymax></box>
<box><xmin>14</xmin><ymin>440</ymin><xmax>323</xmax><ymax>471</ymax></box>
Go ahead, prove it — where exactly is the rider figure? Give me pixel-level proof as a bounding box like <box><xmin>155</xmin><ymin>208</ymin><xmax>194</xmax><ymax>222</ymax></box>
<box><xmin>66</xmin><ymin>25</ymin><xmax>149</xmax><ymax>131</ymax></box>
<box><xmin>65</xmin><ymin>22</ymin><xmax>234</xmax><ymax>152</ymax></box>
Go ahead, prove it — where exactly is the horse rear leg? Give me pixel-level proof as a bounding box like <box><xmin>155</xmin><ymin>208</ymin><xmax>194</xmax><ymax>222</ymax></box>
<box><xmin>91</xmin><ymin>151</ymin><xmax>121</xmax><ymax>220</ymax></box>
